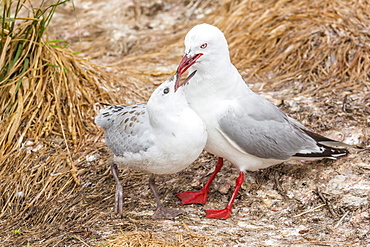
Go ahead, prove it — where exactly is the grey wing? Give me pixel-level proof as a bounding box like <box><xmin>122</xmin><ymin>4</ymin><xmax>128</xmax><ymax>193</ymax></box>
<box><xmin>95</xmin><ymin>104</ymin><xmax>154</xmax><ymax>156</ymax></box>
<box><xmin>218</xmin><ymin>94</ymin><xmax>319</xmax><ymax>160</ymax></box>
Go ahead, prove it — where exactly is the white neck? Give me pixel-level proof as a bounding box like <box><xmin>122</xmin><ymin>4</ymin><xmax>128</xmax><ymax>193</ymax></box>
<box><xmin>185</xmin><ymin>62</ymin><xmax>251</xmax><ymax>107</ymax></box>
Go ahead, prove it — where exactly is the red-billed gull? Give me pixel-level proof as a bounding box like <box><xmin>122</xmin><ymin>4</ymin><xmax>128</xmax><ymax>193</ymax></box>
<box><xmin>175</xmin><ymin>23</ymin><xmax>350</xmax><ymax>219</ymax></box>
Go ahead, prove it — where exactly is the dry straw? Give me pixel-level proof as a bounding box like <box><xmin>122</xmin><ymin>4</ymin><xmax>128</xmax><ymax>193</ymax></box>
<box><xmin>205</xmin><ymin>0</ymin><xmax>370</xmax><ymax>97</ymax></box>
<box><xmin>105</xmin><ymin>228</ymin><xmax>224</xmax><ymax>247</ymax></box>
<box><xmin>0</xmin><ymin>0</ymin><xmax>124</xmax><ymax>220</ymax></box>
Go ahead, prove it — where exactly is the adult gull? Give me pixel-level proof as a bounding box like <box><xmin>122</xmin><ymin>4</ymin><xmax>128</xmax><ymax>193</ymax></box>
<box><xmin>175</xmin><ymin>23</ymin><xmax>350</xmax><ymax>219</ymax></box>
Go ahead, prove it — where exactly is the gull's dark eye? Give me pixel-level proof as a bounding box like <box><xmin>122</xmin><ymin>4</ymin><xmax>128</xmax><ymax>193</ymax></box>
<box><xmin>163</xmin><ymin>87</ymin><xmax>170</xmax><ymax>94</ymax></box>
<box><xmin>200</xmin><ymin>43</ymin><xmax>207</xmax><ymax>49</ymax></box>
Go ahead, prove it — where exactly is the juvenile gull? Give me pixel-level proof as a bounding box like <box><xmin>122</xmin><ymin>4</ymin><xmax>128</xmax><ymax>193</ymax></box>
<box><xmin>95</xmin><ymin>71</ymin><xmax>207</xmax><ymax>219</ymax></box>
<box><xmin>175</xmin><ymin>23</ymin><xmax>350</xmax><ymax>219</ymax></box>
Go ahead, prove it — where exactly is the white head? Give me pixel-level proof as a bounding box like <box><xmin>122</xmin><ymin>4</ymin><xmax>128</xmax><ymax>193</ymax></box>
<box><xmin>147</xmin><ymin>71</ymin><xmax>197</xmax><ymax>112</ymax></box>
<box><xmin>175</xmin><ymin>24</ymin><xmax>230</xmax><ymax>88</ymax></box>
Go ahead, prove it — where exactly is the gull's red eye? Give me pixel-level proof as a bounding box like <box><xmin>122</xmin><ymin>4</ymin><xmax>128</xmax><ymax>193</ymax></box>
<box><xmin>200</xmin><ymin>43</ymin><xmax>207</xmax><ymax>49</ymax></box>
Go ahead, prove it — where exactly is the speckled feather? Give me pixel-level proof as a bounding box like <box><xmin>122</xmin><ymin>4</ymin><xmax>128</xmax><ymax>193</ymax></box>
<box><xmin>95</xmin><ymin>104</ymin><xmax>153</xmax><ymax>156</ymax></box>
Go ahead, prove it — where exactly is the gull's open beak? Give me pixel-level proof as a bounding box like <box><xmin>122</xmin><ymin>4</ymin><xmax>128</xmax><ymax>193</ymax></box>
<box><xmin>174</xmin><ymin>70</ymin><xmax>197</xmax><ymax>92</ymax></box>
<box><xmin>175</xmin><ymin>53</ymin><xmax>203</xmax><ymax>90</ymax></box>
<box><xmin>177</xmin><ymin>53</ymin><xmax>203</xmax><ymax>75</ymax></box>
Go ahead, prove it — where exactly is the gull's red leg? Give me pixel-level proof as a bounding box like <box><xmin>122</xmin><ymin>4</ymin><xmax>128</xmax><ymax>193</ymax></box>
<box><xmin>177</xmin><ymin>157</ymin><xmax>224</xmax><ymax>204</ymax></box>
<box><xmin>205</xmin><ymin>171</ymin><xmax>245</xmax><ymax>219</ymax></box>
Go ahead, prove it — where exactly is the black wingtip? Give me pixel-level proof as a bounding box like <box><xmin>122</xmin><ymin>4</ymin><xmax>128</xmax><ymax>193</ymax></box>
<box><xmin>293</xmin><ymin>144</ymin><xmax>349</xmax><ymax>159</ymax></box>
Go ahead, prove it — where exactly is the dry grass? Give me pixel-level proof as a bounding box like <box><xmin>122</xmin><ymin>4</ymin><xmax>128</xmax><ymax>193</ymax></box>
<box><xmin>104</xmin><ymin>228</ymin><xmax>223</xmax><ymax>247</ymax></box>
<box><xmin>207</xmin><ymin>0</ymin><xmax>370</xmax><ymax>97</ymax></box>
<box><xmin>0</xmin><ymin>0</ymin><xmax>369</xmax><ymax>246</ymax></box>
<box><xmin>0</xmin><ymin>0</ymin><xmax>121</xmax><ymax>224</ymax></box>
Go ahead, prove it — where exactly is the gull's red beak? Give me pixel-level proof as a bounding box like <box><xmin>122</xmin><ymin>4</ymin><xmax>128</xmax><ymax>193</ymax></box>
<box><xmin>175</xmin><ymin>53</ymin><xmax>203</xmax><ymax>90</ymax></box>
<box><xmin>177</xmin><ymin>53</ymin><xmax>203</xmax><ymax>75</ymax></box>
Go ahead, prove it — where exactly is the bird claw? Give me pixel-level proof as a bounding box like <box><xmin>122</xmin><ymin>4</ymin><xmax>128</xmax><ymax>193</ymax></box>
<box><xmin>152</xmin><ymin>207</ymin><xmax>185</xmax><ymax>219</ymax></box>
<box><xmin>177</xmin><ymin>189</ymin><xmax>209</xmax><ymax>204</ymax></box>
<box><xmin>204</xmin><ymin>208</ymin><xmax>232</xmax><ymax>220</ymax></box>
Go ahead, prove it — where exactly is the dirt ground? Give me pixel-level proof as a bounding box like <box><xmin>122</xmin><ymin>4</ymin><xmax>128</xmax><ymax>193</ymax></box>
<box><xmin>1</xmin><ymin>0</ymin><xmax>369</xmax><ymax>246</ymax></box>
